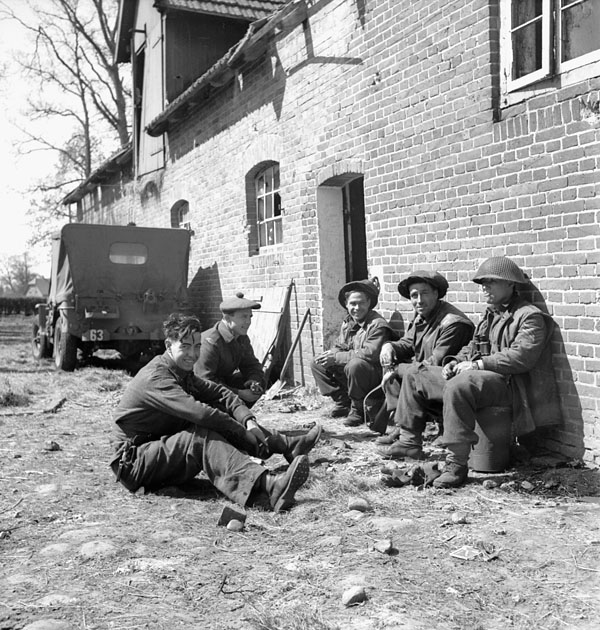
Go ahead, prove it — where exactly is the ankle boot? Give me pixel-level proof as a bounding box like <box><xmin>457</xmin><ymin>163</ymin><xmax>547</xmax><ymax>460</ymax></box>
<box><xmin>262</xmin><ymin>455</ymin><xmax>310</xmax><ymax>512</ymax></box>
<box><xmin>266</xmin><ymin>424</ymin><xmax>322</xmax><ymax>464</ymax></box>
<box><xmin>375</xmin><ymin>426</ymin><xmax>401</xmax><ymax>445</ymax></box>
<box><xmin>343</xmin><ymin>400</ymin><xmax>364</xmax><ymax>426</ymax></box>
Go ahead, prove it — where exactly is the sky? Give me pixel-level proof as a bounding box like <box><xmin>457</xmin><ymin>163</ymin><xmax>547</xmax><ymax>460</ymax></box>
<box><xmin>0</xmin><ymin>12</ymin><xmax>63</xmax><ymax>277</ymax></box>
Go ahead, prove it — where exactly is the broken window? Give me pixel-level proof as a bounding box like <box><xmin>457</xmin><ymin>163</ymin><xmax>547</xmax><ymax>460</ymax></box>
<box><xmin>255</xmin><ymin>164</ymin><xmax>282</xmax><ymax>248</ymax></box>
<box><xmin>502</xmin><ymin>0</ymin><xmax>600</xmax><ymax>92</ymax></box>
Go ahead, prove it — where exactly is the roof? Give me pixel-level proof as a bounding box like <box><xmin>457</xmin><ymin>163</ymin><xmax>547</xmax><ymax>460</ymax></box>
<box><xmin>62</xmin><ymin>143</ymin><xmax>133</xmax><ymax>205</ymax></box>
<box><xmin>155</xmin><ymin>0</ymin><xmax>286</xmax><ymax>21</ymax></box>
<box><xmin>146</xmin><ymin>0</ymin><xmax>307</xmax><ymax>136</ymax></box>
<box><xmin>115</xmin><ymin>0</ymin><xmax>287</xmax><ymax>63</ymax></box>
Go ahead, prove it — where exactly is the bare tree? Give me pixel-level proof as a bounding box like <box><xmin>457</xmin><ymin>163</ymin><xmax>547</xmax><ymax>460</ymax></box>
<box><xmin>0</xmin><ymin>0</ymin><xmax>131</xmax><ymax>239</ymax></box>
<box><xmin>0</xmin><ymin>254</ymin><xmax>38</xmax><ymax>296</ymax></box>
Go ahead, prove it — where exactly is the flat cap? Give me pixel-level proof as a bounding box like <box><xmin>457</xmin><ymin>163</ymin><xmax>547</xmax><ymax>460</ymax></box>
<box><xmin>398</xmin><ymin>270</ymin><xmax>449</xmax><ymax>299</ymax></box>
<box><xmin>220</xmin><ymin>292</ymin><xmax>261</xmax><ymax>313</ymax></box>
<box><xmin>338</xmin><ymin>278</ymin><xmax>380</xmax><ymax>309</ymax></box>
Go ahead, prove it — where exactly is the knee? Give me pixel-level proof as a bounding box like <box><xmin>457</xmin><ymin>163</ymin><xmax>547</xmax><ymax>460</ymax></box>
<box><xmin>443</xmin><ymin>372</ymin><xmax>474</xmax><ymax>402</ymax></box>
<box><xmin>345</xmin><ymin>357</ymin><xmax>377</xmax><ymax>377</ymax></box>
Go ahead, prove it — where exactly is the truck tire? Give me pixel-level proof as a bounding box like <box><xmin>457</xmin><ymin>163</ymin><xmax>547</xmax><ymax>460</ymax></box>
<box><xmin>32</xmin><ymin>320</ymin><xmax>51</xmax><ymax>360</ymax></box>
<box><xmin>54</xmin><ymin>321</ymin><xmax>78</xmax><ymax>371</ymax></box>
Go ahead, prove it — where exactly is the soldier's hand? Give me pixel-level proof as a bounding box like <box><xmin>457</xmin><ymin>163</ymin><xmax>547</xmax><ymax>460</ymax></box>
<box><xmin>380</xmin><ymin>343</ymin><xmax>395</xmax><ymax>368</ymax></box>
<box><xmin>442</xmin><ymin>360</ymin><xmax>457</xmax><ymax>380</ymax></box>
<box><xmin>315</xmin><ymin>350</ymin><xmax>335</xmax><ymax>368</ymax></box>
<box><xmin>244</xmin><ymin>380</ymin><xmax>264</xmax><ymax>395</ymax></box>
<box><xmin>238</xmin><ymin>388</ymin><xmax>263</xmax><ymax>403</ymax></box>
<box><xmin>454</xmin><ymin>361</ymin><xmax>478</xmax><ymax>375</ymax></box>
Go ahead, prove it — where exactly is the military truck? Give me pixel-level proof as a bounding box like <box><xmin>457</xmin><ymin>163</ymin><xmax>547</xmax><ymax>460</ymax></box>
<box><xmin>32</xmin><ymin>223</ymin><xmax>191</xmax><ymax>371</ymax></box>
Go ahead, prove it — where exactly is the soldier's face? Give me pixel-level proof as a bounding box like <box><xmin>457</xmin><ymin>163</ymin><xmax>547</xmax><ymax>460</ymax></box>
<box><xmin>226</xmin><ymin>309</ymin><xmax>253</xmax><ymax>336</ymax></box>
<box><xmin>479</xmin><ymin>279</ymin><xmax>514</xmax><ymax>306</ymax></box>
<box><xmin>346</xmin><ymin>291</ymin><xmax>370</xmax><ymax>323</ymax></box>
<box><xmin>409</xmin><ymin>282</ymin><xmax>439</xmax><ymax>319</ymax></box>
<box><xmin>166</xmin><ymin>332</ymin><xmax>202</xmax><ymax>371</ymax></box>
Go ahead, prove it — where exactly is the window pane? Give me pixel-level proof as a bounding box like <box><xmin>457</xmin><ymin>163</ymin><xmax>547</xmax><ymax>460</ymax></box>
<box><xmin>512</xmin><ymin>19</ymin><xmax>543</xmax><ymax>78</ymax></box>
<box><xmin>109</xmin><ymin>242</ymin><xmax>148</xmax><ymax>265</ymax></box>
<box><xmin>513</xmin><ymin>0</ymin><xmax>543</xmax><ymax>27</ymax></box>
<box><xmin>274</xmin><ymin>218</ymin><xmax>282</xmax><ymax>244</ymax></box>
<box><xmin>265</xmin><ymin>168</ymin><xmax>272</xmax><ymax>193</ymax></box>
<box><xmin>257</xmin><ymin>197</ymin><xmax>264</xmax><ymax>222</ymax></box>
<box><xmin>561</xmin><ymin>0</ymin><xmax>599</xmax><ymax>62</ymax></box>
<box><xmin>259</xmin><ymin>223</ymin><xmax>266</xmax><ymax>248</ymax></box>
<box><xmin>274</xmin><ymin>192</ymin><xmax>282</xmax><ymax>217</ymax></box>
<box><xmin>267</xmin><ymin>221</ymin><xmax>275</xmax><ymax>246</ymax></box>
<box><xmin>257</xmin><ymin>174</ymin><xmax>265</xmax><ymax>195</ymax></box>
<box><xmin>265</xmin><ymin>194</ymin><xmax>273</xmax><ymax>220</ymax></box>
<box><xmin>273</xmin><ymin>165</ymin><xmax>280</xmax><ymax>190</ymax></box>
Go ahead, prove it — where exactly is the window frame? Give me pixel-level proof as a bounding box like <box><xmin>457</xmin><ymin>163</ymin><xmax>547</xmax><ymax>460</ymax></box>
<box><xmin>501</xmin><ymin>0</ymin><xmax>600</xmax><ymax>96</ymax></box>
<box><xmin>254</xmin><ymin>163</ymin><xmax>282</xmax><ymax>250</ymax></box>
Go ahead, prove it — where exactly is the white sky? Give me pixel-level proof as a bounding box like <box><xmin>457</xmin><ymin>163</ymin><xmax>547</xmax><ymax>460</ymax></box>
<box><xmin>0</xmin><ymin>13</ymin><xmax>64</xmax><ymax>276</ymax></box>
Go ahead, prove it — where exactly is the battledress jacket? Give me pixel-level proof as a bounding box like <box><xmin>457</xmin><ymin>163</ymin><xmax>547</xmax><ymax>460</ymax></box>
<box><xmin>194</xmin><ymin>320</ymin><xmax>265</xmax><ymax>389</ymax></box>
<box><xmin>332</xmin><ymin>310</ymin><xmax>397</xmax><ymax>366</ymax></box>
<box><xmin>389</xmin><ymin>301</ymin><xmax>474</xmax><ymax>366</ymax></box>
<box><xmin>113</xmin><ymin>352</ymin><xmax>255</xmax><ymax>445</ymax></box>
<box><xmin>452</xmin><ymin>295</ymin><xmax>562</xmax><ymax>436</ymax></box>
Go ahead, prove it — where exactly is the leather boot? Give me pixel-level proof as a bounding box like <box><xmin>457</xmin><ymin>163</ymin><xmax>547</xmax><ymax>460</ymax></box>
<box><xmin>330</xmin><ymin>398</ymin><xmax>351</xmax><ymax>418</ymax></box>
<box><xmin>432</xmin><ymin>443</ymin><xmax>471</xmax><ymax>488</ymax></box>
<box><xmin>263</xmin><ymin>455</ymin><xmax>310</xmax><ymax>512</ymax></box>
<box><xmin>375</xmin><ymin>426</ymin><xmax>401</xmax><ymax>445</ymax></box>
<box><xmin>377</xmin><ymin>442</ymin><xmax>425</xmax><ymax>460</ymax></box>
<box><xmin>265</xmin><ymin>424</ymin><xmax>323</xmax><ymax>464</ymax></box>
<box><xmin>343</xmin><ymin>400</ymin><xmax>364</xmax><ymax>426</ymax></box>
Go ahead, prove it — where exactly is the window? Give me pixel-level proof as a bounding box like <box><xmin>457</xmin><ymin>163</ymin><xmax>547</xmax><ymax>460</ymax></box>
<box><xmin>502</xmin><ymin>0</ymin><xmax>600</xmax><ymax>93</ymax></box>
<box><xmin>255</xmin><ymin>164</ymin><xmax>282</xmax><ymax>248</ymax></box>
<box><xmin>170</xmin><ymin>200</ymin><xmax>192</xmax><ymax>231</ymax></box>
<box><xmin>109</xmin><ymin>242</ymin><xmax>148</xmax><ymax>265</ymax></box>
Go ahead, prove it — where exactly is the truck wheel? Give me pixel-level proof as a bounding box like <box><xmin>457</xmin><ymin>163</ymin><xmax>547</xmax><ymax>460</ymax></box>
<box><xmin>54</xmin><ymin>322</ymin><xmax>78</xmax><ymax>371</ymax></box>
<box><xmin>32</xmin><ymin>320</ymin><xmax>51</xmax><ymax>360</ymax></box>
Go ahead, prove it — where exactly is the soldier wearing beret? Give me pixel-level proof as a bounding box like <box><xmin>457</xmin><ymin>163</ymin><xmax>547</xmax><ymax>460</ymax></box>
<box><xmin>377</xmin><ymin>270</ymin><xmax>474</xmax><ymax>455</ymax></box>
<box><xmin>389</xmin><ymin>257</ymin><xmax>561</xmax><ymax>488</ymax></box>
<box><xmin>195</xmin><ymin>292</ymin><xmax>266</xmax><ymax>407</ymax></box>
<box><xmin>311</xmin><ymin>278</ymin><xmax>398</xmax><ymax>426</ymax></box>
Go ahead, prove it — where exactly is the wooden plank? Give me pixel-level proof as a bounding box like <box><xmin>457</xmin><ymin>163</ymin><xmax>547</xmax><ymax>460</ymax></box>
<box><xmin>246</xmin><ymin>285</ymin><xmax>291</xmax><ymax>365</ymax></box>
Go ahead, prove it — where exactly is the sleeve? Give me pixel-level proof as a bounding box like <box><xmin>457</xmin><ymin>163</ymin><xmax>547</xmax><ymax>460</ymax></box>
<box><xmin>238</xmin><ymin>337</ymin><xmax>266</xmax><ymax>386</ymax></box>
<box><xmin>481</xmin><ymin>312</ymin><xmax>547</xmax><ymax>374</ymax></box>
<box><xmin>389</xmin><ymin>325</ymin><xmax>417</xmax><ymax>363</ymax></box>
<box><xmin>144</xmin><ymin>372</ymin><xmax>251</xmax><ymax>437</ymax></box>
<box><xmin>335</xmin><ymin>319</ymin><xmax>393</xmax><ymax>365</ymax></box>
<box><xmin>427</xmin><ymin>319</ymin><xmax>475</xmax><ymax>366</ymax></box>
<box><xmin>194</xmin><ymin>336</ymin><xmax>224</xmax><ymax>384</ymax></box>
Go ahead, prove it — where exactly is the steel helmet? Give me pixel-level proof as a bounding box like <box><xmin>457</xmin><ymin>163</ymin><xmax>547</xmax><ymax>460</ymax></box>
<box><xmin>472</xmin><ymin>257</ymin><xmax>529</xmax><ymax>285</ymax></box>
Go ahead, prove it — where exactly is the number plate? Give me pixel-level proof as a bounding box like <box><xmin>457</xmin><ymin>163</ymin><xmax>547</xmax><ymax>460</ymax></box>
<box><xmin>86</xmin><ymin>329</ymin><xmax>109</xmax><ymax>342</ymax></box>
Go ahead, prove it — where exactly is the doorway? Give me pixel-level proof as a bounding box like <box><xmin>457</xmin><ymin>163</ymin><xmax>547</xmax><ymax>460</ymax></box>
<box><xmin>316</xmin><ymin>174</ymin><xmax>367</xmax><ymax>347</ymax></box>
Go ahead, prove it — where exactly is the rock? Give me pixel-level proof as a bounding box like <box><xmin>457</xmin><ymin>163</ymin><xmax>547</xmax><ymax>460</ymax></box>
<box><xmin>342</xmin><ymin>585</ymin><xmax>367</xmax><ymax>606</ymax></box>
<box><xmin>217</xmin><ymin>505</ymin><xmax>247</xmax><ymax>527</ymax></box>
<box><xmin>451</xmin><ymin>512</ymin><xmax>468</xmax><ymax>524</ymax></box>
<box><xmin>482</xmin><ymin>479</ymin><xmax>498</xmax><ymax>489</ymax></box>
<box><xmin>521</xmin><ymin>481</ymin><xmax>534</xmax><ymax>491</ymax></box>
<box><xmin>79</xmin><ymin>540</ymin><xmax>118</xmax><ymax>559</ymax></box>
<box><xmin>348</xmin><ymin>497</ymin><xmax>371</xmax><ymax>512</ymax></box>
<box><xmin>226</xmin><ymin>519</ymin><xmax>244</xmax><ymax>532</ymax></box>
<box><xmin>44</xmin><ymin>441</ymin><xmax>62</xmax><ymax>451</ymax></box>
<box><xmin>373</xmin><ymin>538</ymin><xmax>394</xmax><ymax>554</ymax></box>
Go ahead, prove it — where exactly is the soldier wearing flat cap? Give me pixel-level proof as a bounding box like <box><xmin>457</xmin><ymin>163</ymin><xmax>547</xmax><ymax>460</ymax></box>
<box><xmin>389</xmin><ymin>257</ymin><xmax>561</xmax><ymax>489</ymax></box>
<box><xmin>311</xmin><ymin>277</ymin><xmax>397</xmax><ymax>426</ymax></box>
<box><xmin>195</xmin><ymin>292</ymin><xmax>267</xmax><ymax>407</ymax></box>
<box><xmin>377</xmin><ymin>270</ymin><xmax>474</xmax><ymax>454</ymax></box>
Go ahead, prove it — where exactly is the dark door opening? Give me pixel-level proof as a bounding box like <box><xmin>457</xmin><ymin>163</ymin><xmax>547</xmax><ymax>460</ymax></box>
<box><xmin>342</xmin><ymin>177</ymin><xmax>367</xmax><ymax>282</ymax></box>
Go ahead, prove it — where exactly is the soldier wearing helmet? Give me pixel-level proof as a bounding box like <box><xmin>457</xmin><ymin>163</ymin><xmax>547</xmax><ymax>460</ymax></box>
<box><xmin>311</xmin><ymin>277</ymin><xmax>398</xmax><ymax>427</ymax></box>
<box><xmin>387</xmin><ymin>256</ymin><xmax>561</xmax><ymax>488</ymax></box>
<box><xmin>376</xmin><ymin>270</ymin><xmax>474</xmax><ymax>455</ymax></box>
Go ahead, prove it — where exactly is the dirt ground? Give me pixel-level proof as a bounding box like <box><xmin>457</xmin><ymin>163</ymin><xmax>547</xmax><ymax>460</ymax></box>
<box><xmin>1</xmin><ymin>314</ymin><xmax>599</xmax><ymax>630</ymax></box>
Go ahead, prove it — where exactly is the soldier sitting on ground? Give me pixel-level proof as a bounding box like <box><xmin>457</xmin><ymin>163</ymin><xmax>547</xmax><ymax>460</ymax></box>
<box><xmin>195</xmin><ymin>292</ymin><xmax>266</xmax><ymax>407</ymax></box>
<box><xmin>110</xmin><ymin>313</ymin><xmax>321</xmax><ymax>512</ymax></box>
<box><xmin>386</xmin><ymin>257</ymin><xmax>561</xmax><ymax>488</ymax></box>
<box><xmin>377</xmin><ymin>270</ymin><xmax>474</xmax><ymax>454</ymax></box>
<box><xmin>311</xmin><ymin>278</ymin><xmax>397</xmax><ymax>426</ymax></box>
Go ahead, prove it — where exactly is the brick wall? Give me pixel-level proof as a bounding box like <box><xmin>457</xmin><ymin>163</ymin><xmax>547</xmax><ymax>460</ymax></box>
<box><xmin>82</xmin><ymin>0</ymin><xmax>600</xmax><ymax>463</ymax></box>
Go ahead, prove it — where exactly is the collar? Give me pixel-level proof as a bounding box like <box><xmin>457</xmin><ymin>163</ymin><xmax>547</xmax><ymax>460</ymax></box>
<box><xmin>414</xmin><ymin>301</ymin><xmax>442</xmax><ymax>325</ymax></box>
<box><xmin>162</xmin><ymin>351</ymin><xmax>193</xmax><ymax>381</ymax></box>
<box><xmin>217</xmin><ymin>319</ymin><xmax>236</xmax><ymax>343</ymax></box>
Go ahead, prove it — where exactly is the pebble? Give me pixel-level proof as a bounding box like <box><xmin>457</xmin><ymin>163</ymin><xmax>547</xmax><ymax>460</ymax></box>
<box><xmin>482</xmin><ymin>479</ymin><xmax>498</xmax><ymax>489</ymax></box>
<box><xmin>521</xmin><ymin>481</ymin><xmax>534</xmax><ymax>491</ymax></box>
<box><xmin>341</xmin><ymin>585</ymin><xmax>367</xmax><ymax>607</ymax></box>
<box><xmin>348</xmin><ymin>497</ymin><xmax>371</xmax><ymax>512</ymax></box>
<box><xmin>451</xmin><ymin>512</ymin><xmax>468</xmax><ymax>524</ymax></box>
<box><xmin>373</xmin><ymin>538</ymin><xmax>394</xmax><ymax>554</ymax></box>
<box><xmin>226</xmin><ymin>519</ymin><xmax>244</xmax><ymax>532</ymax></box>
<box><xmin>44</xmin><ymin>441</ymin><xmax>61</xmax><ymax>452</ymax></box>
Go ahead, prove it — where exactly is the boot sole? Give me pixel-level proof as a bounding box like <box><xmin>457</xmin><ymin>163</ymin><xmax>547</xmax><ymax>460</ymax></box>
<box><xmin>272</xmin><ymin>455</ymin><xmax>310</xmax><ymax>512</ymax></box>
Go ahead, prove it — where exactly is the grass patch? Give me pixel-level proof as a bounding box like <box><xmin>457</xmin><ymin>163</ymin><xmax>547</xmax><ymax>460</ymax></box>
<box><xmin>0</xmin><ymin>377</ymin><xmax>32</xmax><ymax>407</ymax></box>
<box><xmin>244</xmin><ymin>603</ymin><xmax>340</xmax><ymax>630</ymax></box>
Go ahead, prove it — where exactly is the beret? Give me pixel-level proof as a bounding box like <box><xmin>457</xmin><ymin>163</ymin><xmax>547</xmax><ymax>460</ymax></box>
<box><xmin>338</xmin><ymin>278</ymin><xmax>380</xmax><ymax>309</ymax></box>
<box><xmin>397</xmin><ymin>270</ymin><xmax>449</xmax><ymax>299</ymax></box>
<box><xmin>220</xmin><ymin>292</ymin><xmax>261</xmax><ymax>313</ymax></box>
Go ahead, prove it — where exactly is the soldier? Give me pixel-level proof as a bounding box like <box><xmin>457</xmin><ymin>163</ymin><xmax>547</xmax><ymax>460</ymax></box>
<box><xmin>110</xmin><ymin>313</ymin><xmax>321</xmax><ymax>511</ymax></box>
<box><xmin>377</xmin><ymin>270</ymin><xmax>474</xmax><ymax>454</ymax></box>
<box><xmin>311</xmin><ymin>278</ymin><xmax>397</xmax><ymax>426</ymax></box>
<box><xmin>389</xmin><ymin>257</ymin><xmax>561</xmax><ymax>488</ymax></box>
<box><xmin>195</xmin><ymin>292</ymin><xmax>266</xmax><ymax>407</ymax></box>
